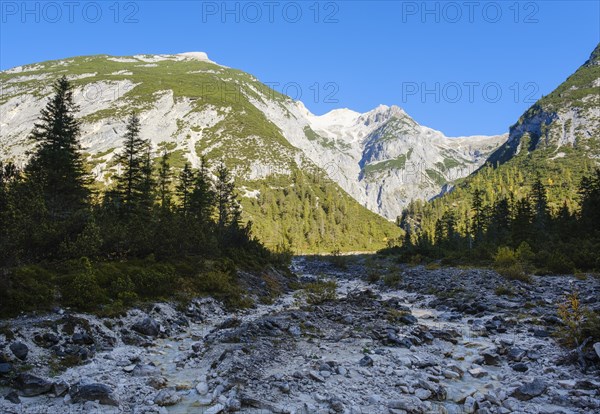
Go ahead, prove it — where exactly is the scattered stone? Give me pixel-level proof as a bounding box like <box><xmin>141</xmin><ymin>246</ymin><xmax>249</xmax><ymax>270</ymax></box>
<box><xmin>464</xmin><ymin>396</ymin><xmax>477</xmax><ymax>413</ymax></box>
<box><xmin>594</xmin><ymin>342</ymin><xmax>600</xmax><ymax>359</ymax></box>
<box><xmin>507</xmin><ymin>347</ymin><xmax>526</xmax><ymax>362</ymax></box>
<box><xmin>512</xmin><ymin>379</ymin><xmax>547</xmax><ymax>401</ymax></box>
<box><xmin>132</xmin><ymin>363</ymin><xmax>161</xmax><ymax>377</ymax></box>
<box><xmin>359</xmin><ymin>355</ymin><xmax>373</xmax><ymax>367</ymax></box>
<box><xmin>309</xmin><ymin>370</ymin><xmax>325</xmax><ymax>383</ymax></box>
<box><xmin>196</xmin><ymin>382</ymin><xmax>209</xmax><ymax>395</ymax></box>
<box><xmin>400</xmin><ymin>314</ymin><xmax>418</xmax><ymax>325</ymax></box>
<box><xmin>51</xmin><ymin>380</ymin><xmax>69</xmax><ymax>397</ymax></box>
<box><xmin>9</xmin><ymin>342</ymin><xmax>28</xmax><ymax>361</ymax></box>
<box><xmin>415</xmin><ymin>388</ymin><xmax>432</xmax><ymax>400</ymax></box>
<box><xmin>204</xmin><ymin>403</ymin><xmax>225</xmax><ymax>414</ymax></box>
<box><xmin>154</xmin><ymin>388</ymin><xmax>181</xmax><ymax>406</ymax></box>
<box><xmin>512</xmin><ymin>362</ymin><xmax>529</xmax><ymax>372</ymax></box>
<box><xmin>468</xmin><ymin>367</ymin><xmax>487</xmax><ymax>378</ymax></box>
<box><xmin>481</xmin><ymin>352</ymin><xmax>500</xmax><ymax>366</ymax></box>
<box><xmin>0</xmin><ymin>363</ymin><xmax>12</xmax><ymax>375</ymax></box>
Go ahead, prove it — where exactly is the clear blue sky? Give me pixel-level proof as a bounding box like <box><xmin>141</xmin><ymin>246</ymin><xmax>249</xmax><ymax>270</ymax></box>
<box><xmin>1</xmin><ymin>1</ymin><xmax>599</xmax><ymax>136</ymax></box>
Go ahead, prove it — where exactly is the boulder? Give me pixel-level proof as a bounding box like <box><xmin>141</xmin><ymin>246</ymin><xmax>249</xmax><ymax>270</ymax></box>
<box><xmin>9</xmin><ymin>342</ymin><xmax>28</xmax><ymax>361</ymax></box>
<box><xmin>14</xmin><ymin>373</ymin><xmax>53</xmax><ymax>396</ymax></box>
<box><xmin>132</xmin><ymin>317</ymin><xmax>160</xmax><ymax>337</ymax></box>
<box><xmin>69</xmin><ymin>383</ymin><xmax>119</xmax><ymax>406</ymax></box>
<box><xmin>0</xmin><ymin>363</ymin><xmax>13</xmax><ymax>375</ymax></box>
<box><xmin>512</xmin><ymin>379</ymin><xmax>547</xmax><ymax>401</ymax></box>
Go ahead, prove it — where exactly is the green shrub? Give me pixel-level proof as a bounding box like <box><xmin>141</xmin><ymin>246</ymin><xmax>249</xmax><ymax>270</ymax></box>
<box><xmin>548</xmin><ymin>253</ymin><xmax>575</xmax><ymax>274</ymax></box>
<box><xmin>297</xmin><ymin>278</ymin><xmax>337</xmax><ymax>305</ymax></box>
<box><xmin>494</xmin><ymin>246</ymin><xmax>518</xmax><ymax>268</ymax></box>
<box><xmin>62</xmin><ymin>258</ymin><xmax>104</xmax><ymax>310</ymax></box>
<box><xmin>328</xmin><ymin>249</ymin><xmax>348</xmax><ymax>269</ymax></box>
<box><xmin>0</xmin><ymin>266</ymin><xmax>56</xmax><ymax>315</ymax></box>
<box><xmin>383</xmin><ymin>272</ymin><xmax>402</xmax><ymax>288</ymax></box>
<box><xmin>497</xmin><ymin>263</ymin><xmax>532</xmax><ymax>283</ymax></box>
<box><xmin>556</xmin><ymin>290</ymin><xmax>599</xmax><ymax>348</ymax></box>
<box><xmin>366</xmin><ymin>271</ymin><xmax>380</xmax><ymax>283</ymax></box>
<box><xmin>495</xmin><ymin>285</ymin><xmax>515</xmax><ymax>296</ymax></box>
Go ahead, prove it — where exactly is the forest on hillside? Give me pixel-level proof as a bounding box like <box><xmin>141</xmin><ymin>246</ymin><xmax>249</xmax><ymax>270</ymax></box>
<box><xmin>0</xmin><ymin>77</ymin><xmax>287</xmax><ymax>316</ymax></box>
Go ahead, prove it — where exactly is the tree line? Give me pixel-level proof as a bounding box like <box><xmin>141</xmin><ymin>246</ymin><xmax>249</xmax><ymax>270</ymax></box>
<box><xmin>393</xmin><ymin>169</ymin><xmax>600</xmax><ymax>275</ymax></box>
<box><xmin>0</xmin><ymin>76</ymin><xmax>276</xmax><ymax>314</ymax></box>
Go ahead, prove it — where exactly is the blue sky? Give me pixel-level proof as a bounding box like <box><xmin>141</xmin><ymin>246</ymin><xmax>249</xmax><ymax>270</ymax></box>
<box><xmin>1</xmin><ymin>1</ymin><xmax>598</xmax><ymax>136</ymax></box>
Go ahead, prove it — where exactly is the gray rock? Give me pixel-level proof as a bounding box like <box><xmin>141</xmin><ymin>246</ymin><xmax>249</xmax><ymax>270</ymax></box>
<box><xmin>359</xmin><ymin>355</ymin><xmax>374</xmax><ymax>367</ymax></box>
<box><xmin>507</xmin><ymin>347</ymin><xmax>526</xmax><ymax>362</ymax></box>
<box><xmin>0</xmin><ymin>362</ymin><xmax>12</xmax><ymax>375</ymax></box>
<box><xmin>132</xmin><ymin>317</ymin><xmax>160</xmax><ymax>337</ymax></box>
<box><xmin>594</xmin><ymin>342</ymin><xmax>600</xmax><ymax>359</ymax></box>
<box><xmin>132</xmin><ymin>363</ymin><xmax>161</xmax><ymax>377</ymax></box>
<box><xmin>415</xmin><ymin>388</ymin><xmax>432</xmax><ymax>400</ymax></box>
<box><xmin>51</xmin><ymin>380</ymin><xmax>70</xmax><ymax>397</ymax></box>
<box><xmin>9</xmin><ymin>342</ymin><xmax>28</xmax><ymax>361</ymax></box>
<box><xmin>4</xmin><ymin>391</ymin><xmax>20</xmax><ymax>404</ymax></box>
<box><xmin>388</xmin><ymin>396</ymin><xmax>427</xmax><ymax>413</ymax></box>
<box><xmin>309</xmin><ymin>370</ymin><xmax>325</xmax><ymax>382</ymax></box>
<box><xmin>154</xmin><ymin>388</ymin><xmax>181</xmax><ymax>406</ymax></box>
<box><xmin>512</xmin><ymin>379</ymin><xmax>547</xmax><ymax>401</ymax></box>
<box><xmin>482</xmin><ymin>352</ymin><xmax>500</xmax><ymax>366</ymax></box>
<box><xmin>400</xmin><ymin>314</ymin><xmax>418</xmax><ymax>325</ymax></box>
<box><xmin>288</xmin><ymin>325</ymin><xmax>301</xmax><ymax>337</ymax></box>
<box><xmin>204</xmin><ymin>403</ymin><xmax>225</xmax><ymax>414</ymax></box>
<box><xmin>468</xmin><ymin>367</ymin><xmax>487</xmax><ymax>378</ymax></box>
<box><xmin>196</xmin><ymin>382</ymin><xmax>209</xmax><ymax>395</ymax></box>
<box><xmin>70</xmin><ymin>383</ymin><xmax>119</xmax><ymax>406</ymax></box>
<box><xmin>329</xmin><ymin>397</ymin><xmax>345</xmax><ymax>412</ymax></box>
<box><xmin>512</xmin><ymin>362</ymin><xmax>529</xmax><ymax>372</ymax></box>
<box><xmin>14</xmin><ymin>373</ymin><xmax>52</xmax><ymax>396</ymax></box>
<box><xmin>464</xmin><ymin>396</ymin><xmax>477</xmax><ymax>413</ymax></box>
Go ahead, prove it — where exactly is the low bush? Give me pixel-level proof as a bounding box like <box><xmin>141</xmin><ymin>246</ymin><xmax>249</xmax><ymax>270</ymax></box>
<box><xmin>297</xmin><ymin>278</ymin><xmax>337</xmax><ymax>305</ymax></box>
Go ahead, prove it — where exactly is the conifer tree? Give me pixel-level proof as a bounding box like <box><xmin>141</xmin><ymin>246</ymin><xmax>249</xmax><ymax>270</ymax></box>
<box><xmin>177</xmin><ymin>163</ymin><xmax>195</xmax><ymax>216</ymax></box>
<box><xmin>157</xmin><ymin>151</ymin><xmax>172</xmax><ymax>210</ymax></box>
<box><xmin>26</xmin><ymin>76</ymin><xmax>89</xmax><ymax>217</ymax></box>
<box><xmin>190</xmin><ymin>156</ymin><xmax>215</xmax><ymax>224</ymax></box>
<box><xmin>114</xmin><ymin>113</ymin><xmax>149</xmax><ymax>211</ymax></box>
<box><xmin>215</xmin><ymin>162</ymin><xmax>240</xmax><ymax>229</ymax></box>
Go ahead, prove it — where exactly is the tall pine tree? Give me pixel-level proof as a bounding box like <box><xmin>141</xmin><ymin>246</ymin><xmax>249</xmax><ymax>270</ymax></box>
<box><xmin>26</xmin><ymin>76</ymin><xmax>89</xmax><ymax>217</ymax></box>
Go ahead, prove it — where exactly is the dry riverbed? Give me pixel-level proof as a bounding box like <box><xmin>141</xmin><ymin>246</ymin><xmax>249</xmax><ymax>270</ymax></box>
<box><xmin>0</xmin><ymin>256</ymin><xmax>599</xmax><ymax>414</ymax></box>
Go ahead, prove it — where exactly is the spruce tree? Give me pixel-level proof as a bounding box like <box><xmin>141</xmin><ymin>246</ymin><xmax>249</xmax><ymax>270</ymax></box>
<box><xmin>157</xmin><ymin>151</ymin><xmax>172</xmax><ymax>210</ymax></box>
<box><xmin>190</xmin><ymin>156</ymin><xmax>215</xmax><ymax>224</ymax></box>
<box><xmin>26</xmin><ymin>76</ymin><xmax>89</xmax><ymax>217</ymax></box>
<box><xmin>177</xmin><ymin>163</ymin><xmax>195</xmax><ymax>216</ymax></box>
<box><xmin>215</xmin><ymin>162</ymin><xmax>239</xmax><ymax>229</ymax></box>
<box><xmin>114</xmin><ymin>113</ymin><xmax>149</xmax><ymax>211</ymax></box>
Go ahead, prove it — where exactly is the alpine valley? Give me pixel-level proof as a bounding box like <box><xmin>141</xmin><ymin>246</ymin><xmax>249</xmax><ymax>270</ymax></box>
<box><xmin>1</xmin><ymin>52</ymin><xmax>507</xmax><ymax>252</ymax></box>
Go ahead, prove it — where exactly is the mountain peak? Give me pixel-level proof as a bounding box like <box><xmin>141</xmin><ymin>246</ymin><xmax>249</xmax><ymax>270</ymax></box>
<box><xmin>177</xmin><ymin>51</ymin><xmax>213</xmax><ymax>62</ymax></box>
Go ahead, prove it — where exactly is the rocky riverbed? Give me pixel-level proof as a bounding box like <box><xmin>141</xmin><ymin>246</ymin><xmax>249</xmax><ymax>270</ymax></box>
<box><xmin>0</xmin><ymin>256</ymin><xmax>599</xmax><ymax>414</ymax></box>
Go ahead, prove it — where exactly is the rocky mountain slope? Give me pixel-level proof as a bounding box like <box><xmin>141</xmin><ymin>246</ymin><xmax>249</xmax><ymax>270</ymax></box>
<box><xmin>0</xmin><ymin>52</ymin><xmax>505</xmax><ymax>228</ymax></box>
<box><xmin>487</xmin><ymin>43</ymin><xmax>600</xmax><ymax>167</ymax></box>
